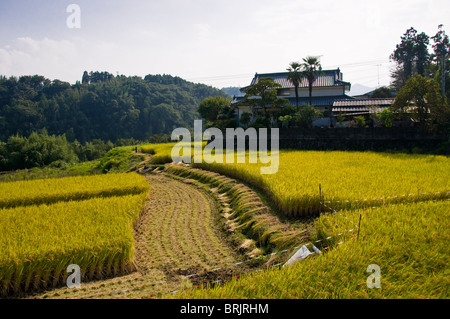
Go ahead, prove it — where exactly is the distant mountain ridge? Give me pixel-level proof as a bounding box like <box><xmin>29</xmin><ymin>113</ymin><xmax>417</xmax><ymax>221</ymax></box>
<box><xmin>221</xmin><ymin>86</ymin><xmax>243</xmax><ymax>97</ymax></box>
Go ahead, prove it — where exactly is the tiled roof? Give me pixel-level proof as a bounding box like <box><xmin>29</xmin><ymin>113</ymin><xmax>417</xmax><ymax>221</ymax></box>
<box><xmin>333</xmin><ymin>98</ymin><xmax>393</xmax><ymax>107</ymax></box>
<box><xmin>332</xmin><ymin>107</ymin><xmax>384</xmax><ymax>113</ymax></box>
<box><xmin>333</xmin><ymin>105</ymin><xmax>415</xmax><ymax>114</ymax></box>
<box><xmin>243</xmin><ymin>69</ymin><xmax>351</xmax><ymax>90</ymax></box>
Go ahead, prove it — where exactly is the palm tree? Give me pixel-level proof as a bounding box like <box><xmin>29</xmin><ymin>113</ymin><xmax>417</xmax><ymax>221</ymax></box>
<box><xmin>301</xmin><ymin>56</ymin><xmax>323</xmax><ymax>105</ymax></box>
<box><xmin>286</xmin><ymin>62</ymin><xmax>303</xmax><ymax>110</ymax></box>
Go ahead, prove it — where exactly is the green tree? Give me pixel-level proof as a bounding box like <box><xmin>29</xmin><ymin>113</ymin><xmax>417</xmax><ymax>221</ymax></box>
<box><xmin>0</xmin><ymin>72</ymin><xmax>229</xmax><ymax>143</ymax></box>
<box><xmin>243</xmin><ymin>77</ymin><xmax>289</xmax><ymax>127</ymax></box>
<box><xmin>354</xmin><ymin>115</ymin><xmax>368</xmax><ymax>128</ymax></box>
<box><xmin>415</xmin><ymin>32</ymin><xmax>431</xmax><ymax>76</ymax></box>
<box><xmin>215</xmin><ymin>104</ymin><xmax>237</xmax><ymax>130</ymax></box>
<box><xmin>239</xmin><ymin>112</ymin><xmax>252</xmax><ymax>127</ymax></box>
<box><xmin>431</xmin><ymin>25</ymin><xmax>450</xmax><ymax>101</ymax></box>
<box><xmin>198</xmin><ymin>96</ymin><xmax>231</xmax><ymax>127</ymax></box>
<box><xmin>370</xmin><ymin>86</ymin><xmax>395</xmax><ymax>98</ymax></box>
<box><xmin>390</xmin><ymin>27</ymin><xmax>430</xmax><ymax>90</ymax></box>
<box><xmin>82</xmin><ymin>71</ymin><xmax>90</xmax><ymax>85</ymax></box>
<box><xmin>392</xmin><ymin>75</ymin><xmax>444</xmax><ymax>127</ymax></box>
<box><xmin>0</xmin><ymin>130</ymin><xmax>78</xmax><ymax>170</ymax></box>
<box><xmin>301</xmin><ymin>56</ymin><xmax>323</xmax><ymax>106</ymax></box>
<box><xmin>286</xmin><ymin>62</ymin><xmax>303</xmax><ymax>110</ymax></box>
<box><xmin>372</xmin><ymin>108</ymin><xmax>393</xmax><ymax>127</ymax></box>
<box><xmin>336</xmin><ymin>112</ymin><xmax>346</xmax><ymax>127</ymax></box>
<box><xmin>243</xmin><ymin>77</ymin><xmax>282</xmax><ymax>114</ymax></box>
<box><xmin>278</xmin><ymin>115</ymin><xmax>293</xmax><ymax>128</ymax></box>
<box><xmin>294</xmin><ymin>105</ymin><xmax>323</xmax><ymax>128</ymax></box>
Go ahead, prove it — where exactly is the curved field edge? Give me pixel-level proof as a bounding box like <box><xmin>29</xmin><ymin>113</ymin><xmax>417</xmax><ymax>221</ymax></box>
<box><xmin>140</xmin><ymin>144</ymin><xmax>450</xmax><ymax>217</ymax></box>
<box><xmin>167</xmin><ymin>200</ymin><xmax>450</xmax><ymax>299</ymax></box>
<box><xmin>24</xmin><ymin>173</ymin><xmax>246</xmax><ymax>299</ymax></box>
<box><xmin>165</xmin><ymin>164</ymin><xmax>313</xmax><ymax>256</ymax></box>
<box><xmin>0</xmin><ymin>174</ymin><xmax>149</xmax><ymax>297</ymax></box>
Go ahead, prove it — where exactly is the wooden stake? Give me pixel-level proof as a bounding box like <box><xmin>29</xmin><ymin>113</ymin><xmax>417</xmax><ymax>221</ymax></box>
<box><xmin>357</xmin><ymin>214</ymin><xmax>362</xmax><ymax>240</ymax></box>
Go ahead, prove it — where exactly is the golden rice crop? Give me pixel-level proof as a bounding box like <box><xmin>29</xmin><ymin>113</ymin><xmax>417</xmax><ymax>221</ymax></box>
<box><xmin>141</xmin><ymin>142</ymin><xmax>207</xmax><ymax>164</ymax></box>
<box><xmin>0</xmin><ymin>173</ymin><xmax>149</xmax><ymax>209</ymax></box>
<box><xmin>0</xmin><ymin>192</ymin><xmax>148</xmax><ymax>296</ymax></box>
<box><xmin>195</xmin><ymin>150</ymin><xmax>450</xmax><ymax>216</ymax></box>
<box><xmin>0</xmin><ymin>172</ymin><xmax>149</xmax><ymax>296</ymax></box>
<box><xmin>141</xmin><ymin>143</ymin><xmax>176</xmax><ymax>164</ymax></box>
<box><xmin>170</xmin><ymin>200</ymin><xmax>450</xmax><ymax>299</ymax></box>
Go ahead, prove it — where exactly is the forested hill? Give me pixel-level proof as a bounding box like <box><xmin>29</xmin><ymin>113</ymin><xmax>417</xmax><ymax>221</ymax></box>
<box><xmin>0</xmin><ymin>72</ymin><xmax>230</xmax><ymax>142</ymax></box>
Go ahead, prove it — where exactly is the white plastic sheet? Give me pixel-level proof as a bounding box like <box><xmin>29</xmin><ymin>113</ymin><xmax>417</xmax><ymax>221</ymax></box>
<box><xmin>282</xmin><ymin>245</ymin><xmax>321</xmax><ymax>267</ymax></box>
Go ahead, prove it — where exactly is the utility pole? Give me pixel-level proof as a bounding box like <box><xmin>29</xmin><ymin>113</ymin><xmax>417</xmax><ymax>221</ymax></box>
<box><xmin>442</xmin><ymin>51</ymin><xmax>446</xmax><ymax>103</ymax></box>
<box><xmin>438</xmin><ymin>24</ymin><xmax>446</xmax><ymax>103</ymax></box>
<box><xmin>376</xmin><ymin>64</ymin><xmax>381</xmax><ymax>88</ymax></box>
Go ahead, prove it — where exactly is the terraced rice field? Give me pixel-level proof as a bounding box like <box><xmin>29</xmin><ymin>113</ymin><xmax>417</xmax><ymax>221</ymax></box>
<box><xmin>27</xmin><ymin>174</ymin><xmax>243</xmax><ymax>299</ymax></box>
<box><xmin>171</xmin><ymin>200</ymin><xmax>450</xmax><ymax>299</ymax></box>
<box><xmin>7</xmin><ymin>144</ymin><xmax>448</xmax><ymax>299</ymax></box>
<box><xmin>135</xmin><ymin>144</ymin><xmax>449</xmax><ymax>299</ymax></box>
<box><xmin>195</xmin><ymin>150</ymin><xmax>450</xmax><ymax>216</ymax></box>
<box><xmin>0</xmin><ymin>173</ymin><xmax>148</xmax><ymax>209</ymax></box>
<box><xmin>0</xmin><ymin>173</ymin><xmax>149</xmax><ymax>296</ymax></box>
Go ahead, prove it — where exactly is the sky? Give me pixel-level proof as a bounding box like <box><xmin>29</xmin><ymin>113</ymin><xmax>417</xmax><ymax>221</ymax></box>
<box><xmin>0</xmin><ymin>0</ymin><xmax>449</xmax><ymax>94</ymax></box>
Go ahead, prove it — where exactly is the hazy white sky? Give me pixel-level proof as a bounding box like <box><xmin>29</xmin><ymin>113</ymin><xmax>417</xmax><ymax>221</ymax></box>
<box><xmin>0</xmin><ymin>0</ymin><xmax>448</xmax><ymax>91</ymax></box>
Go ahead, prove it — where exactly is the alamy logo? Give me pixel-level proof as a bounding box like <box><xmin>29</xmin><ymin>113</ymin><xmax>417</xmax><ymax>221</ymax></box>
<box><xmin>366</xmin><ymin>264</ymin><xmax>381</xmax><ymax>289</ymax></box>
<box><xmin>66</xmin><ymin>4</ymin><xmax>81</xmax><ymax>29</ymax></box>
<box><xmin>66</xmin><ymin>264</ymin><xmax>81</xmax><ymax>289</ymax></box>
<box><xmin>171</xmin><ymin>120</ymin><xmax>279</xmax><ymax>174</ymax></box>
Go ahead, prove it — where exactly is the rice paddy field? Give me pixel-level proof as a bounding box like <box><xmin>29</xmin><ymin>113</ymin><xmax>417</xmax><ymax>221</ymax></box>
<box><xmin>170</xmin><ymin>199</ymin><xmax>449</xmax><ymax>299</ymax></box>
<box><xmin>2</xmin><ymin>142</ymin><xmax>448</xmax><ymax>299</ymax></box>
<box><xmin>0</xmin><ymin>173</ymin><xmax>149</xmax><ymax>209</ymax></box>
<box><xmin>0</xmin><ymin>173</ymin><xmax>149</xmax><ymax>296</ymax></box>
<box><xmin>139</xmin><ymin>143</ymin><xmax>449</xmax><ymax>299</ymax></box>
<box><xmin>194</xmin><ymin>150</ymin><xmax>450</xmax><ymax>216</ymax></box>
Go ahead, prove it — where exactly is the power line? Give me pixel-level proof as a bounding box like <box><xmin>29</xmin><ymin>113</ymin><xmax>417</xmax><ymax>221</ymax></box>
<box><xmin>325</xmin><ymin>58</ymin><xmax>391</xmax><ymax>69</ymax></box>
<box><xmin>185</xmin><ymin>58</ymin><xmax>395</xmax><ymax>87</ymax></box>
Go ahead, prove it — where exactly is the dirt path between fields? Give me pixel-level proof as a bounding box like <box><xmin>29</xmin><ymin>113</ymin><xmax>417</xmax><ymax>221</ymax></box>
<box><xmin>29</xmin><ymin>173</ymin><xmax>243</xmax><ymax>299</ymax></box>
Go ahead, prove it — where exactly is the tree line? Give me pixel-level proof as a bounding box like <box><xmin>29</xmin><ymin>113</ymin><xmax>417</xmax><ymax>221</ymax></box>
<box><xmin>0</xmin><ymin>130</ymin><xmax>105</xmax><ymax>171</ymax></box>
<box><xmin>0</xmin><ymin>72</ymin><xmax>229</xmax><ymax>143</ymax></box>
<box><xmin>390</xmin><ymin>26</ymin><xmax>450</xmax><ymax>133</ymax></box>
<box><xmin>0</xmin><ymin>127</ymin><xmax>157</xmax><ymax>171</ymax></box>
<box><xmin>390</xmin><ymin>25</ymin><xmax>449</xmax><ymax>95</ymax></box>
